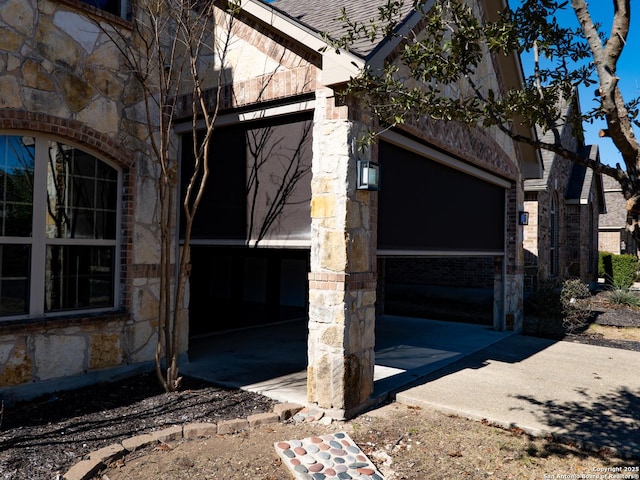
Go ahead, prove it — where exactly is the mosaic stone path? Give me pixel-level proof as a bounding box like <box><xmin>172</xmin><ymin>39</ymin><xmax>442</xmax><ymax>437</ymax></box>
<box><xmin>274</xmin><ymin>432</ymin><xmax>385</xmax><ymax>480</ymax></box>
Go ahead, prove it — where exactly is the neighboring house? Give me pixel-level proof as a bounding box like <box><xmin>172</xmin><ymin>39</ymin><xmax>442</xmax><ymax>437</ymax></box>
<box><xmin>523</xmin><ymin>99</ymin><xmax>605</xmax><ymax>290</ymax></box>
<box><xmin>599</xmin><ymin>174</ymin><xmax>637</xmax><ymax>256</ymax></box>
<box><xmin>0</xmin><ymin>0</ymin><xmax>541</xmax><ymax>417</ymax></box>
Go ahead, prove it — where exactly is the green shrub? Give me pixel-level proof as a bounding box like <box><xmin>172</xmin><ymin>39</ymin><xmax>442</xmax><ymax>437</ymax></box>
<box><xmin>611</xmin><ymin>254</ymin><xmax>639</xmax><ymax>289</ymax></box>
<box><xmin>598</xmin><ymin>251</ymin><xmax>612</xmax><ymax>278</ymax></box>
<box><xmin>598</xmin><ymin>252</ymin><xmax>639</xmax><ymax>289</ymax></box>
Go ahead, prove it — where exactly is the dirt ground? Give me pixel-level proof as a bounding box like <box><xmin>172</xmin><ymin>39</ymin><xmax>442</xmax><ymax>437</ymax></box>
<box><xmin>1</xmin><ymin>291</ymin><xmax>639</xmax><ymax>480</ymax></box>
<box><xmin>100</xmin><ymin>402</ymin><xmax>634</xmax><ymax>480</ymax></box>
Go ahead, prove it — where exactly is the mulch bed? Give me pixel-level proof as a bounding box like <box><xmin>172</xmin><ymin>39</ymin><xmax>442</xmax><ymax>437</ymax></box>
<box><xmin>0</xmin><ymin>374</ymin><xmax>275</xmax><ymax>480</ymax></box>
<box><xmin>565</xmin><ymin>301</ymin><xmax>640</xmax><ymax>351</ymax></box>
<box><xmin>527</xmin><ymin>289</ymin><xmax>640</xmax><ymax>351</ymax></box>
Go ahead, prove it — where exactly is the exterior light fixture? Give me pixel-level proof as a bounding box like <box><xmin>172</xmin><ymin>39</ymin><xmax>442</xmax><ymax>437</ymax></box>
<box><xmin>518</xmin><ymin>211</ymin><xmax>529</xmax><ymax>225</ymax></box>
<box><xmin>356</xmin><ymin>160</ymin><xmax>380</xmax><ymax>191</ymax></box>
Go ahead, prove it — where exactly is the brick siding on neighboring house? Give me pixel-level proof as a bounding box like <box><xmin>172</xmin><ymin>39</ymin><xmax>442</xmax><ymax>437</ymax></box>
<box><xmin>599</xmin><ymin>175</ymin><xmax>637</xmax><ymax>256</ymax></box>
<box><xmin>522</xmin><ymin>97</ymin><xmax>604</xmax><ymax>290</ymax></box>
<box><xmin>600</xmin><ymin>231</ymin><xmax>625</xmax><ymax>254</ymax></box>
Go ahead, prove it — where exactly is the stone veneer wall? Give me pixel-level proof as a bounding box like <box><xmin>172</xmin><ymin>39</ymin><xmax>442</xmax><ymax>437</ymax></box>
<box><xmin>0</xmin><ymin>0</ymin><xmax>164</xmax><ymax>400</ymax></box>
<box><xmin>0</xmin><ymin>0</ymin><xmax>322</xmax><ymax>401</ymax></box>
<box><xmin>306</xmin><ymin>87</ymin><xmax>378</xmax><ymax>417</ymax></box>
<box><xmin>504</xmin><ymin>183</ymin><xmax>524</xmax><ymax>332</ymax></box>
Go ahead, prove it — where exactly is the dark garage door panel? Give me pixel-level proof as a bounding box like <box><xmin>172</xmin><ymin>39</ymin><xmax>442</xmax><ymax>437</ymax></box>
<box><xmin>378</xmin><ymin>140</ymin><xmax>505</xmax><ymax>252</ymax></box>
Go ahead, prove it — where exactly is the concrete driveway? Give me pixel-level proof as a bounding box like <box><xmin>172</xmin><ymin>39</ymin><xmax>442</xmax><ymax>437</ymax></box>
<box><xmin>396</xmin><ymin>335</ymin><xmax>640</xmax><ymax>459</ymax></box>
<box><xmin>184</xmin><ymin>316</ymin><xmax>640</xmax><ymax>458</ymax></box>
<box><xmin>183</xmin><ymin>316</ymin><xmax>511</xmax><ymax>407</ymax></box>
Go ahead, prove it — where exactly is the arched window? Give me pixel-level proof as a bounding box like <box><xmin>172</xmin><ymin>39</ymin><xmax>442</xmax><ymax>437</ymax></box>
<box><xmin>550</xmin><ymin>194</ymin><xmax>559</xmax><ymax>276</ymax></box>
<box><xmin>0</xmin><ymin>135</ymin><xmax>120</xmax><ymax>318</ymax></box>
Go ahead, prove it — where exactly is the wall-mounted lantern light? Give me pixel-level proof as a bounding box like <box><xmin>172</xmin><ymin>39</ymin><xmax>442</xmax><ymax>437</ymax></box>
<box><xmin>518</xmin><ymin>211</ymin><xmax>529</xmax><ymax>225</ymax></box>
<box><xmin>356</xmin><ymin>160</ymin><xmax>380</xmax><ymax>191</ymax></box>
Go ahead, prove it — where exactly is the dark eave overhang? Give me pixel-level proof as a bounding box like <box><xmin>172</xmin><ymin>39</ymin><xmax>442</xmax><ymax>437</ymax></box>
<box><xmin>483</xmin><ymin>0</ymin><xmax>543</xmax><ymax>180</ymax></box>
<box><xmin>241</xmin><ymin>0</ymin><xmax>364</xmax><ymax>85</ymax></box>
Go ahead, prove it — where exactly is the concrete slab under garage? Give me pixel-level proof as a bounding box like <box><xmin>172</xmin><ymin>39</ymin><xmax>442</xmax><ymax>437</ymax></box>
<box><xmin>182</xmin><ymin>315</ymin><xmax>512</xmax><ymax>410</ymax></box>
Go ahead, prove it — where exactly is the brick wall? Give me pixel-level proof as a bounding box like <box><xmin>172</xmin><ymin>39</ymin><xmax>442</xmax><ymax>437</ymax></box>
<box><xmin>599</xmin><ymin>176</ymin><xmax>637</xmax><ymax>256</ymax></box>
<box><xmin>385</xmin><ymin>257</ymin><xmax>494</xmax><ymax>288</ymax></box>
<box><xmin>600</xmin><ymin>230</ymin><xmax>624</xmax><ymax>254</ymax></box>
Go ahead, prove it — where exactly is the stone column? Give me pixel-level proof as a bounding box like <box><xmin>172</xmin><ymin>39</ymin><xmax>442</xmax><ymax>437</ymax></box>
<box><xmin>493</xmin><ymin>255</ymin><xmax>505</xmax><ymax>331</ymax></box>
<box><xmin>496</xmin><ymin>181</ymin><xmax>524</xmax><ymax>332</ymax></box>
<box><xmin>508</xmin><ymin>180</ymin><xmax>525</xmax><ymax>332</ymax></box>
<box><xmin>307</xmin><ymin>88</ymin><xmax>377</xmax><ymax>418</ymax></box>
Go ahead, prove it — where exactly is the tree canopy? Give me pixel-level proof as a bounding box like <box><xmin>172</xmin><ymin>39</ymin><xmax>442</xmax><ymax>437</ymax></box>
<box><xmin>334</xmin><ymin>0</ymin><xmax>640</xmax><ymax>239</ymax></box>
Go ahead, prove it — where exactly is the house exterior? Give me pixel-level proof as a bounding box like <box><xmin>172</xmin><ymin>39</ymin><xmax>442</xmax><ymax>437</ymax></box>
<box><xmin>0</xmin><ymin>0</ymin><xmax>541</xmax><ymax>416</ymax></box>
<box><xmin>599</xmin><ymin>174</ymin><xmax>637</xmax><ymax>256</ymax></box>
<box><xmin>523</xmin><ymin>100</ymin><xmax>605</xmax><ymax>290</ymax></box>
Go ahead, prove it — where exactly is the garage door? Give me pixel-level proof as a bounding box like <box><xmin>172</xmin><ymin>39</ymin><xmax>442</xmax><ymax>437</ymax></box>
<box><xmin>378</xmin><ymin>137</ymin><xmax>507</xmax><ymax>255</ymax></box>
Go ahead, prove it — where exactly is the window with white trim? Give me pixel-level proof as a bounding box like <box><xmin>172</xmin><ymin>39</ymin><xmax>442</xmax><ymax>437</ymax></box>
<box><xmin>0</xmin><ymin>135</ymin><xmax>120</xmax><ymax>318</ymax></box>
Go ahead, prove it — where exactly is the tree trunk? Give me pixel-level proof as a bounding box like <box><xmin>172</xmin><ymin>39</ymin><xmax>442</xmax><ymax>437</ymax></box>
<box><xmin>627</xmin><ymin>194</ymin><xmax>640</xmax><ymax>250</ymax></box>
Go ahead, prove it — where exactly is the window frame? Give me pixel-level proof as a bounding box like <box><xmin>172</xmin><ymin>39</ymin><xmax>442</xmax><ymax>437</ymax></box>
<box><xmin>0</xmin><ymin>134</ymin><xmax>122</xmax><ymax>320</ymax></box>
<box><xmin>550</xmin><ymin>193</ymin><xmax>560</xmax><ymax>277</ymax></box>
<box><xmin>62</xmin><ymin>0</ymin><xmax>132</xmax><ymax>22</ymax></box>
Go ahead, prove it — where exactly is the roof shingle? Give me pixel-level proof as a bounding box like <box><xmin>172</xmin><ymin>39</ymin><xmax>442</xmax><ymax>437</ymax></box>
<box><xmin>265</xmin><ymin>0</ymin><xmax>414</xmax><ymax>56</ymax></box>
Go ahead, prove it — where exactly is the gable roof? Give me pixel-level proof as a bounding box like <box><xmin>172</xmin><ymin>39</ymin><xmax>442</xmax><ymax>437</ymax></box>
<box><xmin>523</xmin><ymin>130</ymin><xmax>558</xmax><ymax>191</ymax></box>
<box><xmin>524</xmin><ymin>97</ymin><xmax>578</xmax><ymax>191</ymax></box>
<box><xmin>565</xmin><ymin>145</ymin><xmax>605</xmax><ymax>213</ymax></box>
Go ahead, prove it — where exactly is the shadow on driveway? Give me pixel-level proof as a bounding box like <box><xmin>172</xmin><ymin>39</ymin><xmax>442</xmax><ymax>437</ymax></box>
<box><xmin>396</xmin><ymin>335</ymin><xmax>640</xmax><ymax>459</ymax></box>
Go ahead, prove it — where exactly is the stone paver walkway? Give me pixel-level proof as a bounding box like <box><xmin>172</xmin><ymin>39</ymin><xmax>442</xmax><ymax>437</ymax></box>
<box><xmin>275</xmin><ymin>432</ymin><xmax>384</xmax><ymax>480</ymax></box>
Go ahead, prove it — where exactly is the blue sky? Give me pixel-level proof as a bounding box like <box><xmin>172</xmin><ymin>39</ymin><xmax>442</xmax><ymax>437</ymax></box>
<box><xmin>517</xmin><ymin>2</ymin><xmax>640</xmax><ymax>167</ymax></box>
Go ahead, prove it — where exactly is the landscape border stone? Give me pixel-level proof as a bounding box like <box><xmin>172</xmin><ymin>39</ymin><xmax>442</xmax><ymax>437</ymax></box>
<box><xmin>121</xmin><ymin>433</ymin><xmax>157</xmax><ymax>452</ymax></box>
<box><xmin>248</xmin><ymin>411</ymin><xmax>280</xmax><ymax>427</ymax></box>
<box><xmin>153</xmin><ymin>425</ymin><xmax>184</xmax><ymax>443</ymax></box>
<box><xmin>62</xmin><ymin>402</ymin><xmax>306</xmax><ymax>480</ymax></box>
<box><xmin>217</xmin><ymin>418</ymin><xmax>249</xmax><ymax>435</ymax></box>
<box><xmin>87</xmin><ymin>444</ymin><xmax>126</xmax><ymax>463</ymax></box>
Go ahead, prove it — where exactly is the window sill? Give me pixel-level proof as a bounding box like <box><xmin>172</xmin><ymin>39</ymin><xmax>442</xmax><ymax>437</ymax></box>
<box><xmin>0</xmin><ymin>311</ymin><xmax>131</xmax><ymax>333</ymax></box>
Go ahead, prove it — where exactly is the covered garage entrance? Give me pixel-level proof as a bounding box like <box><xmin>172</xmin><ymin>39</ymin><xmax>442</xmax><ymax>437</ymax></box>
<box><xmin>377</xmin><ymin>133</ymin><xmax>510</xmax><ymax>329</ymax></box>
<box><xmin>189</xmin><ymin>247</ymin><xmax>309</xmax><ymax>335</ymax></box>
<box><xmin>179</xmin><ymin>111</ymin><xmax>313</xmax><ymax>338</ymax></box>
